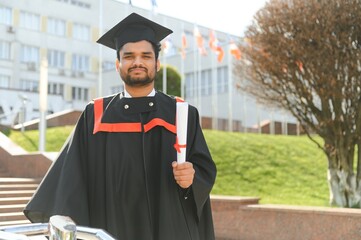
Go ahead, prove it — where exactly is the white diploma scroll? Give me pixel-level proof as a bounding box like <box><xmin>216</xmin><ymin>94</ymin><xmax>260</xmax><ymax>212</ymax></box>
<box><xmin>176</xmin><ymin>102</ymin><xmax>189</xmax><ymax>163</ymax></box>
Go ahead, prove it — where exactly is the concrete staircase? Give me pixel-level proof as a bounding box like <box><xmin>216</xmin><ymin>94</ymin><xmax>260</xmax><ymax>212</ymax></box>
<box><xmin>0</xmin><ymin>131</ymin><xmax>51</xmax><ymax>228</ymax></box>
<box><xmin>0</xmin><ymin>177</ymin><xmax>40</xmax><ymax>226</ymax></box>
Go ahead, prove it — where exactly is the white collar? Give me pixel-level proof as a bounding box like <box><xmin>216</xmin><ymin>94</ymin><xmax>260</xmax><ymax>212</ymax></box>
<box><xmin>122</xmin><ymin>88</ymin><xmax>156</xmax><ymax>98</ymax></box>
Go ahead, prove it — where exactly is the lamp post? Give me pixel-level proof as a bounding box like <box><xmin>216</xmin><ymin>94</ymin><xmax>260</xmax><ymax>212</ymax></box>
<box><xmin>18</xmin><ymin>94</ymin><xmax>28</xmax><ymax>133</ymax></box>
<box><xmin>39</xmin><ymin>58</ymin><xmax>48</xmax><ymax>152</ymax></box>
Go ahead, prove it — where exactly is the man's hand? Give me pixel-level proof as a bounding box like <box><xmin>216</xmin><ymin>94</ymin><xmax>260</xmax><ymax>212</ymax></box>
<box><xmin>172</xmin><ymin>161</ymin><xmax>195</xmax><ymax>189</ymax></box>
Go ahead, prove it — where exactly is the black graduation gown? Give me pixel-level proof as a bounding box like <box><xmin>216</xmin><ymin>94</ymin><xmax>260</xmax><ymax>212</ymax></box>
<box><xmin>24</xmin><ymin>91</ymin><xmax>217</xmax><ymax>240</ymax></box>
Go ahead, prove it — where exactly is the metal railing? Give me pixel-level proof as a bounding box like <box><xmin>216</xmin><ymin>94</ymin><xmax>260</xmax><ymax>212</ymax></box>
<box><xmin>0</xmin><ymin>215</ymin><xmax>116</xmax><ymax>240</ymax></box>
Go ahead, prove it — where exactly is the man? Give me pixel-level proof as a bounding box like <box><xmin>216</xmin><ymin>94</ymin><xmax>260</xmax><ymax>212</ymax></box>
<box><xmin>24</xmin><ymin>12</ymin><xmax>217</xmax><ymax>240</ymax></box>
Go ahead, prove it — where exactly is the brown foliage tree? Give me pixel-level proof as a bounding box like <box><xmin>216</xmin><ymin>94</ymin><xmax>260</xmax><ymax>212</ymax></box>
<box><xmin>235</xmin><ymin>0</ymin><xmax>361</xmax><ymax>207</ymax></box>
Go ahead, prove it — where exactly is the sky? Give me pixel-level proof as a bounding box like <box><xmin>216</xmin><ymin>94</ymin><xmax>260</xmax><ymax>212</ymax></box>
<box><xmin>118</xmin><ymin>0</ymin><xmax>269</xmax><ymax>36</ymax></box>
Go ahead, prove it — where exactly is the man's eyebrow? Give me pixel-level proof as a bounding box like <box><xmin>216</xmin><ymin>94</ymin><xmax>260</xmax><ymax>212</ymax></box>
<box><xmin>122</xmin><ymin>51</ymin><xmax>154</xmax><ymax>55</ymax></box>
<box><xmin>122</xmin><ymin>51</ymin><xmax>133</xmax><ymax>55</ymax></box>
<box><xmin>142</xmin><ymin>51</ymin><xmax>154</xmax><ymax>55</ymax></box>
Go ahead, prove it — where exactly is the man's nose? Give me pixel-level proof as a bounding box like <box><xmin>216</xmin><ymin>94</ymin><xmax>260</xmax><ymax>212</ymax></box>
<box><xmin>132</xmin><ymin>56</ymin><xmax>143</xmax><ymax>66</ymax></box>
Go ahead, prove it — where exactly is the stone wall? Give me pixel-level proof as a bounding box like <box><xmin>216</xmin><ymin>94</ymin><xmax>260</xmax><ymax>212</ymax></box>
<box><xmin>211</xmin><ymin>196</ymin><xmax>361</xmax><ymax>240</ymax></box>
<box><xmin>0</xmin><ymin>146</ymin><xmax>52</xmax><ymax>178</ymax></box>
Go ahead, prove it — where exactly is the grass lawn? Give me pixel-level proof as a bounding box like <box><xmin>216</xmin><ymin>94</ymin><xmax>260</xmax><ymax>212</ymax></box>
<box><xmin>205</xmin><ymin>130</ymin><xmax>328</xmax><ymax>206</ymax></box>
<box><xmin>5</xmin><ymin>127</ymin><xmax>330</xmax><ymax>207</ymax></box>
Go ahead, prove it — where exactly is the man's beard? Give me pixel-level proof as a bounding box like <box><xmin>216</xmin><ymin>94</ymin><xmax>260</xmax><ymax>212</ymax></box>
<box><xmin>121</xmin><ymin>67</ymin><xmax>156</xmax><ymax>87</ymax></box>
<box><xmin>123</xmin><ymin>75</ymin><xmax>154</xmax><ymax>87</ymax></box>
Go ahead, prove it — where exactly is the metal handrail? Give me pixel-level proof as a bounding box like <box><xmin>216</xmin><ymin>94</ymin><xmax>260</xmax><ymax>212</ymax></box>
<box><xmin>0</xmin><ymin>215</ymin><xmax>116</xmax><ymax>240</ymax></box>
<box><xmin>76</xmin><ymin>226</ymin><xmax>116</xmax><ymax>240</ymax></box>
<box><xmin>0</xmin><ymin>223</ymin><xmax>48</xmax><ymax>236</ymax></box>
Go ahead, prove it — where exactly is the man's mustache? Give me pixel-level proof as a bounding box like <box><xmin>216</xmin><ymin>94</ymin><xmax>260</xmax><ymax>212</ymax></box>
<box><xmin>129</xmin><ymin>66</ymin><xmax>147</xmax><ymax>72</ymax></box>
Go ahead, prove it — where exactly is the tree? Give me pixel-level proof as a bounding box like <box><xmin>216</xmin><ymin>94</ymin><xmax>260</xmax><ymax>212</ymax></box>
<box><xmin>235</xmin><ymin>0</ymin><xmax>361</xmax><ymax>207</ymax></box>
<box><xmin>155</xmin><ymin>65</ymin><xmax>181</xmax><ymax>97</ymax></box>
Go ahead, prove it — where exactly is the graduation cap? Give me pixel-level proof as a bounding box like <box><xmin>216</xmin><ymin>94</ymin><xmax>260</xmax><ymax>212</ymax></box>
<box><xmin>97</xmin><ymin>12</ymin><xmax>173</xmax><ymax>51</ymax></box>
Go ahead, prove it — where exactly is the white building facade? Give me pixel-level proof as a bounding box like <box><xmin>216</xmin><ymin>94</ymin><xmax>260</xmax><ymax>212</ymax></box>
<box><xmin>0</xmin><ymin>0</ymin><xmax>295</xmax><ymax>132</ymax></box>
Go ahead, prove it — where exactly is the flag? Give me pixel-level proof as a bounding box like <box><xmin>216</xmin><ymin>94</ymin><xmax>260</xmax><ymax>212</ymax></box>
<box><xmin>229</xmin><ymin>41</ymin><xmax>241</xmax><ymax>60</ymax></box>
<box><xmin>150</xmin><ymin>0</ymin><xmax>157</xmax><ymax>7</ymax></box>
<box><xmin>216</xmin><ymin>45</ymin><xmax>224</xmax><ymax>62</ymax></box>
<box><xmin>181</xmin><ymin>32</ymin><xmax>187</xmax><ymax>59</ymax></box>
<box><xmin>209</xmin><ymin>30</ymin><xmax>217</xmax><ymax>51</ymax></box>
<box><xmin>162</xmin><ymin>37</ymin><xmax>171</xmax><ymax>54</ymax></box>
<box><xmin>193</xmin><ymin>26</ymin><xmax>207</xmax><ymax>55</ymax></box>
<box><xmin>209</xmin><ymin>30</ymin><xmax>223</xmax><ymax>62</ymax></box>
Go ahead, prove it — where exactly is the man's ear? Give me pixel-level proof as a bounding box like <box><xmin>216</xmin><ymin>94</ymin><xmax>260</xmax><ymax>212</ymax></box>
<box><xmin>115</xmin><ymin>59</ymin><xmax>120</xmax><ymax>72</ymax></box>
<box><xmin>156</xmin><ymin>59</ymin><xmax>160</xmax><ymax>72</ymax></box>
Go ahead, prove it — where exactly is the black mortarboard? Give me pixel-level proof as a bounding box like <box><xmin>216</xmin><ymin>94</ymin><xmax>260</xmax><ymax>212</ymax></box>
<box><xmin>97</xmin><ymin>12</ymin><xmax>173</xmax><ymax>50</ymax></box>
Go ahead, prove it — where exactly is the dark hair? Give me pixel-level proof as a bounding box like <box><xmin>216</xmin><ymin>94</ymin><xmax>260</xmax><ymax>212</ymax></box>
<box><xmin>153</xmin><ymin>42</ymin><xmax>161</xmax><ymax>60</ymax></box>
<box><xmin>117</xmin><ymin>41</ymin><xmax>161</xmax><ymax>61</ymax></box>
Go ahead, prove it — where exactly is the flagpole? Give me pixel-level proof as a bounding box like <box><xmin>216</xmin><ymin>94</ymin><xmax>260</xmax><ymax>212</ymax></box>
<box><xmin>193</xmin><ymin>25</ymin><xmax>197</xmax><ymax>108</ymax></box>
<box><xmin>162</xmin><ymin>53</ymin><xmax>167</xmax><ymax>94</ymax></box>
<box><xmin>229</xmin><ymin>39</ymin><xmax>243</xmax><ymax>132</ymax></box>
<box><xmin>162</xmin><ymin>17</ymin><xmax>167</xmax><ymax>94</ymax></box>
<box><xmin>181</xmin><ymin>53</ymin><xmax>185</xmax><ymax>99</ymax></box>
<box><xmin>227</xmin><ymin>43</ymin><xmax>233</xmax><ymax>132</ymax></box>
<box><xmin>98</xmin><ymin>0</ymin><xmax>103</xmax><ymax>97</ymax></box>
<box><xmin>211</xmin><ymin>50</ymin><xmax>218</xmax><ymax>130</ymax></box>
<box><xmin>198</xmin><ymin>49</ymin><xmax>202</xmax><ymax>119</ymax></box>
<box><xmin>180</xmin><ymin>24</ymin><xmax>185</xmax><ymax>99</ymax></box>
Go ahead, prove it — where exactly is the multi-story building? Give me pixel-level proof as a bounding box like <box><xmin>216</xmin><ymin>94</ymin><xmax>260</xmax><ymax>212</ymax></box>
<box><xmin>0</xmin><ymin>0</ymin><xmax>295</xmax><ymax>133</ymax></box>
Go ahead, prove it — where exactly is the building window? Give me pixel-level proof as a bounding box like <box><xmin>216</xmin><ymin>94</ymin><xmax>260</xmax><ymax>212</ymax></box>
<box><xmin>0</xmin><ymin>41</ymin><xmax>10</xmax><ymax>60</ymax></box>
<box><xmin>73</xmin><ymin>23</ymin><xmax>90</xmax><ymax>41</ymax></box>
<box><xmin>0</xmin><ymin>6</ymin><xmax>12</xmax><ymax>25</ymax></box>
<box><xmin>48</xmin><ymin>49</ymin><xmax>65</xmax><ymax>68</ymax></box>
<box><xmin>72</xmin><ymin>86</ymin><xmax>89</xmax><ymax>101</ymax></box>
<box><xmin>201</xmin><ymin>69</ymin><xmax>212</xmax><ymax>96</ymax></box>
<box><xmin>20</xmin><ymin>45</ymin><xmax>39</xmax><ymax>63</ymax></box>
<box><xmin>0</xmin><ymin>75</ymin><xmax>10</xmax><ymax>88</ymax></box>
<box><xmin>48</xmin><ymin>82</ymin><xmax>64</xmax><ymax>95</ymax></box>
<box><xmin>102</xmin><ymin>61</ymin><xmax>114</xmax><ymax>71</ymax></box>
<box><xmin>185</xmin><ymin>73</ymin><xmax>195</xmax><ymax>98</ymax></box>
<box><xmin>20</xmin><ymin>11</ymin><xmax>40</xmax><ymax>31</ymax></box>
<box><xmin>47</xmin><ymin>18</ymin><xmax>66</xmax><ymax>36</ymax></box>
<box><xmin>20</xmin><ymin>79</ymin><xmax>38</xmax><ymax>92</ymax></box>
<box><xmin>83</xmin><ymin>88</ymin><xmax>88</xmax><ymax>101</ymax></box>
<box><xmin>217</xmin><ymin>66</ymin><xmax>228</xmax><ymax>93</ymax></box>
<box><xmin>72</xmin><ymin>54</ymin><xmax>89</xmax><ymax>72</ymax></box>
